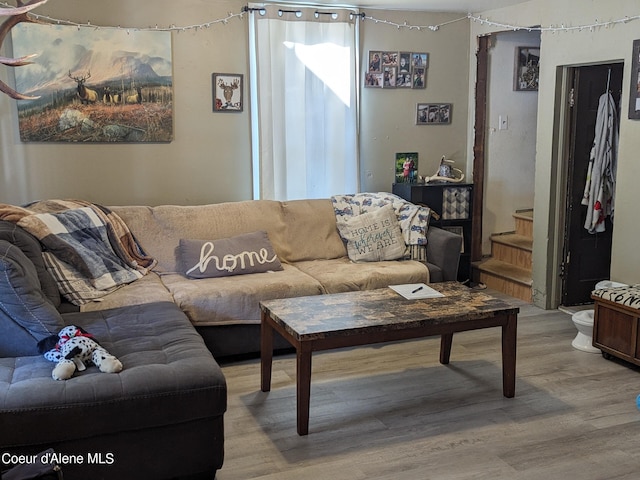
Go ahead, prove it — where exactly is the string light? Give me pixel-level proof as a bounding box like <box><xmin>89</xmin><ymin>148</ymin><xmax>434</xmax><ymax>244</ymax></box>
<box><xmin>466</xmin><ymin>13</ymin><xmax>640</xmax><ymax>33</ymax></box>
<box><xmin>1</xmin><ymin>2</ymin><xmax>639</xmax><ymax>35</ymax></box>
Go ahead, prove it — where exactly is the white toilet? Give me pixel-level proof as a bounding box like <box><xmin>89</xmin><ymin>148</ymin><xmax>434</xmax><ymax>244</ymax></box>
<box><xmin>570</xmin><ymin>280</ymin><xmax>628</xmax><ymax>353</ymax></box>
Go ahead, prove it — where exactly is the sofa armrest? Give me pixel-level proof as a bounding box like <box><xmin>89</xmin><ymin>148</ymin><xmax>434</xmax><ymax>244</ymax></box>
<box><xmin>425</xmin><ymin>226</ymin><xmax>462</xmax><ymax>282</ymax></box>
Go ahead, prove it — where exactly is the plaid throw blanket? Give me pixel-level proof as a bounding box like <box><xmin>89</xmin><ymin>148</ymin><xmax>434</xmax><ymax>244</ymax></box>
<box><xmin>0</xmin><ymin>199</ymin><xmax>156</xmax><ymax>304</ymax></box>
<box><xmin>331</xmin><ymin>192</ymin><xmax>431</xmax><ymax>261</ymax></box>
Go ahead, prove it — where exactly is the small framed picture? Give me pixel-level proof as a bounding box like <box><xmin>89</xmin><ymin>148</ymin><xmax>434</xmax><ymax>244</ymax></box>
<box><xmin>412</xmin><ymin>68</ymin><xmax>426</xmax><ymax>88</ymax></box>
<box><xmin>397</xmin><ymin>52</ymin><xmax>412</xmax><ymax>88</ymax></box>
<box><xmin>395</xmin><ymin>152</ymin><xmax>419</xmax><ymax>184</ymax></box>
<box><xmin>514</xmin><ymin>46</ymin><xmax>540</xmax><ymax>91</ymax></box>
<box><xmin>212</xmin><ymin>73</ymin><xmax>243</xmax><ymax>112</ymax></box>
<box><xmin>416</xmin><ymin>103</ymin><xmax>451</xmax><ymax>125</ymax></box>
<box><xmin>368</xmin><ymin>51</ymin><xmax>382</xmax><ymax>73</ymax></box>
<box><xmin>412</xmin><ymin>52</ymin><xmax>429</xmax><ymax>70</ymax></box>
<box><xmin>365</xmin><ymin>72</ymin><xmax>383</xmax><ymax>88</ymax></box>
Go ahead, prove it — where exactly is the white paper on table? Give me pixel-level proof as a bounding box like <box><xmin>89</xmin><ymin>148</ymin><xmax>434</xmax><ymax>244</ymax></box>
<box><xmin>389</xmin><ymin>283</ymin><xmax>444</xmax><ymax>300</ymax></box>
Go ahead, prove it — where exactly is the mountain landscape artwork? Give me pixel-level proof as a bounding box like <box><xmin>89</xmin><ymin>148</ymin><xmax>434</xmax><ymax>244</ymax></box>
<box><xmin>11</xmin><ymin>23</ymin><xmax>173</xmax><ymax>142</ymax></box>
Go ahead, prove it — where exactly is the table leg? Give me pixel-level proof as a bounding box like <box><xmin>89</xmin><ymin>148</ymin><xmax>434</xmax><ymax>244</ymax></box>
<box><xmin>440</xmin><ymin>333</ymin><xmax>453</xmax><ymax>364</ymax></box>
<box><xmin>261</xmin><ymin>311</ymin><xmax>273</xmax><ymax>392</ymax></box>
<box><xmin>501</xmin><ymin>313</ymin><xmax>517</xmax><ymax>398</ymax></box>
<box><xmin>296</xmin><ymin>343</ymin><xmax>312</xmax><ymax>436</ymax></box>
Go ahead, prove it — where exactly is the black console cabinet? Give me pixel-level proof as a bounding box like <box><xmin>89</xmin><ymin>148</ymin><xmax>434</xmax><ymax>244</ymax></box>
<box><xmin>393</xmin><ymin>182</ymin><xmax>473</xmax><ymax>283</ymax></box>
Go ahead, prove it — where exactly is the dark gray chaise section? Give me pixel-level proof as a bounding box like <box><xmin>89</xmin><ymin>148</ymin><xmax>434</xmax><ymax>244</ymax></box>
<box><xmin>0</xmin><ymin>220</ymin><xmax>226</xmax><ymax>479</ymax></box>
<box><xmin>1</xmin><ymin>302</ymin><xmax>226</xmax><ymax>479</ymax></box>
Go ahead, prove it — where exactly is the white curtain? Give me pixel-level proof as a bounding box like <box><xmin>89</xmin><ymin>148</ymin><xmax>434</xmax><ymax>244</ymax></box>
<box><xmin>249</xmin><ymin>5</ymin><xmax>359</xmax><ymax>200</ymax></box>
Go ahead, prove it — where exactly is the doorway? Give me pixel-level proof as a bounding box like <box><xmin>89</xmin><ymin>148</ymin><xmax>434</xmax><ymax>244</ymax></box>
<box><xmin>561</xmin><ymin>63</ymin><xmax>623</xmax><ymax>306</ymax></box>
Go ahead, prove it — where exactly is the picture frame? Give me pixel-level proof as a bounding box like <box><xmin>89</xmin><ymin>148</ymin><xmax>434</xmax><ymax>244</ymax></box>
<box><xmin>11</xmin><ymin>23</ymin><xmax>173</xmax><ymax>143</ymax></box>
<box><xmin>395</xmin><ymin>152</ymin><xmax>418</xmax><ymax>184</ymax></box>
<box><xmin>416</xmin><ymin>103</ymin><xmax>451</xmax><ymax>125</ymax></box>
<box><xmin>514</xmin><ymin>46</ymin><xmax>540</xmax><ymax>91</ymax></box>
<box><xmin>396</xmin><ymin>52</ymin><xmax>412</xmax><ymax>88</ymax></box>
<box><xmin>365</xmin><ymin>50</ymin><xmax>428</xmax><ymax>89</ymax></box>
<box><xmin>628</xmin><ymin>39</ymin><xmax>640</xmax><ymax>120</ymax></box>
<box><xmin>212</xmin><ymin>73</ymin><xmax>243</xmax><ymax>112</ymax></box>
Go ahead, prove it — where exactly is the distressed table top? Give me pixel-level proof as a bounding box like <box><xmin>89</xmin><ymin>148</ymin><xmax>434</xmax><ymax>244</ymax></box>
<box><xmin>260</xmin><ymin>281</ymin><xmax>520</xmax><ymax>341</ymax></box>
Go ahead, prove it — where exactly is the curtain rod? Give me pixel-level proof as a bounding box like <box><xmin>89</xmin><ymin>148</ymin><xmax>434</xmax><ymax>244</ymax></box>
<box><xmin>243</xmin><ymin>5</ymin><xmax>365</xmax><ymax>20</ymax></box>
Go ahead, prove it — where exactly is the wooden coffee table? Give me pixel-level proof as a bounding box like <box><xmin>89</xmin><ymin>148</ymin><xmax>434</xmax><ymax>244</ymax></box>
<box><xmin>260</xmin><ymin>281</ymin><xmax>519</xmax><ymax>435</ymax></box>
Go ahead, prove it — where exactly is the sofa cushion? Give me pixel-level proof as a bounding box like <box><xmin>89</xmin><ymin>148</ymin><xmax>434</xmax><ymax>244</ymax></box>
<box><xmin>160</xmin><ymin>264</ymin><xmax>324</xmax><ymax>326</ymax></box>
<box><xmin>280</xmin><ymin>199</ymin><xmax>348</xmax><ymax>262</ymax></box>
<box><xmin>0</xmin><ymin>220</ymin><xmax>60</xmax><ymax>307</ymax></box>
<box><xmin>294</xmin><ymin>257</ymin><xmax>429</xmax><ymax>294</ymax></box>
<box><xmin>336</xmin><ymin>204</ymin><xmax>406</xmax><ymax>262</ymax></box>
<box><xmin>0</xmin><ymin>301</ymin><xmax>226</xmax><ymax>448</ymax></box>
<box><xmin>179</xmin><ymin>231</ymin><xmax>283</xmax><ymax>279</ymax></box>
<box><xmin>0</xmin><ymin>240</ymin><xmax>65</xmax><ymax>357</ymax></box>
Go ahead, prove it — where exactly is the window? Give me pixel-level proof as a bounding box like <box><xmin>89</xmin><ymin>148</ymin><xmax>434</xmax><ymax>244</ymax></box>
<box><xmin>248</xmin><ymin>5</ymin><xmax>359</xmax><ymax>200</ymax></box>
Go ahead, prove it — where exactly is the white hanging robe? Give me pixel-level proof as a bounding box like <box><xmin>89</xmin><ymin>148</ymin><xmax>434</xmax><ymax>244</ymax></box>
<box><xmin>581</xmin><ymin>91</ymin><xmax>618</xmax><ymax>233</ymax></box>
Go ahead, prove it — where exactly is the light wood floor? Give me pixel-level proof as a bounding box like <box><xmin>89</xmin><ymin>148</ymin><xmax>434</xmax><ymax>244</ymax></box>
<box><xmin>216</xmin><ymin>291</ymin><xmax>640</xmax><ymax>480</ymax></box>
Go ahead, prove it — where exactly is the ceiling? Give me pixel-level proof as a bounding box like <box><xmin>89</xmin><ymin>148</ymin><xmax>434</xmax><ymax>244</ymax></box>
<box><xmin>282</xmin><ymin>0</ymin><xmax>531</xmax><ymax>13</ymax></box>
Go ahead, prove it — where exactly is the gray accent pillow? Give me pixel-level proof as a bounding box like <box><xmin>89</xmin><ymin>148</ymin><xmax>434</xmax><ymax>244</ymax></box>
<box><xmin>179</xmin><ymin>231</ymin><xmax>283</xmax><ymax>279</ymax></box>
<box><xmin>0</xmin><ymin>240</ymin><xmax>65</xmax><ymax>356</ymax></box>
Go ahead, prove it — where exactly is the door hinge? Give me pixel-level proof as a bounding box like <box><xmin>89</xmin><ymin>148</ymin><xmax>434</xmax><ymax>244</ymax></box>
<box><xmin>569</xmin><ymin>88</ymin><xmax>575</xmax><ymax>107</ymax></box>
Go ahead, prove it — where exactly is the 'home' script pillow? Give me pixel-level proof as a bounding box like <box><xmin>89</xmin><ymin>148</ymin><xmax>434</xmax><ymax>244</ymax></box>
<box><xmin>336</xmin><ymin>204</ymin><xmax>406</xmax><ymax>262</ymax></box>
<box><xmin>180</xmin><ymin>231</ymin><xmax>283</xmax><ymax>279</ymax></box>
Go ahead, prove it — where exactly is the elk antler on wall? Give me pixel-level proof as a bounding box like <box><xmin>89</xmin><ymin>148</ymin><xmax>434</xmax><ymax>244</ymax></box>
<box><xmin>0</xmin><ymin>0</ymin><xmax>49</xmax><ymax>100</ymax></box>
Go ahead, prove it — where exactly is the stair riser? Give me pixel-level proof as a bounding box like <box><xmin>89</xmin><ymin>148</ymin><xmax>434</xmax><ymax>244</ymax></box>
<box><xmin>479</xmin><ymin>272</ymin><xmax>532</xmax><ymax>303</ymax></box>
<box><xmin>515</xmin><ymin>217</ymin><xmax>533</xmax><ymax>238</ymax></box>
<box><xmin>492</xmin><ymin>243</ymin><xmax>532</xmax><ymax>269</ymax></box>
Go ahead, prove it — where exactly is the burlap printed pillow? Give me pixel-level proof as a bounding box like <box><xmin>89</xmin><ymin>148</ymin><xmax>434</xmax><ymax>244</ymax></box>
<box><xmin>336</xmin><ymin>205</ymin><xmax>406</xmax><ymax>262</ymax></box>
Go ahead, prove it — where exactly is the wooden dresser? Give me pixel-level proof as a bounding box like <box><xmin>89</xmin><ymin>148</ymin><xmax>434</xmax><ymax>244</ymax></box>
<box><xmin>592</xmin><ymin>288</ymin><xmax>640</xmax><ymax>365</ymax></box>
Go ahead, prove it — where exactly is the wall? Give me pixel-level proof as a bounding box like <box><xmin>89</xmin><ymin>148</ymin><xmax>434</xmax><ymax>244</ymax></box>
<box><xmin>0</xmin><ymin>0</ymin><xmax>251</xmax><ymax>206</ymax></box>
<box><xmin>359</xmin><ymin>11</ymin><xmax>470</xmax><ymax>192</ymax></box>
<box><xmin>0</xmin><ymin>2</ymin><xmax>470</xmax><ymax>206</ymax></box>
<box><xmin>483</xmin><ymin>30</ymin><xmax>539</xmax><ymax>254</ymax></box>
<box><xmin>469</xmin><ymin>0</ymin><xmax>640</xmax><ymax>308</ymax></box>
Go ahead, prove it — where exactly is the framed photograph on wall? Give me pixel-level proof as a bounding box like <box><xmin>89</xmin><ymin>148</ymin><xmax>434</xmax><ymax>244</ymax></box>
<box><xmin>416</xmin><ymin>103</ymin><xmax>451</xmax><ymax>125</ymax></box>
<box><xmin>212</xmin><ymin>73</ymin><xmax>243</xmax><ymax>112</ymax></box>
<box><xmin>628</xmin><ymin>39</ymin><xmax>640</xmax><ymax>119</ymax></box>
<box><xmin>514</xmin><ymin>46</ymin><xmax>540</xmax><ymax>91</ymax></box>
<box><xmin>365</xmin><ymin>50</ymin><xmax>428</xmax><ymax>89</ymax></box>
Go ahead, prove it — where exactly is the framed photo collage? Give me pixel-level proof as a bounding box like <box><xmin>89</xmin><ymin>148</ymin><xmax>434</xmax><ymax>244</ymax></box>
<box><xmin>365</xmin><ymin>51</ymin><xmax>428</xmax><ymax>89</ymax></box>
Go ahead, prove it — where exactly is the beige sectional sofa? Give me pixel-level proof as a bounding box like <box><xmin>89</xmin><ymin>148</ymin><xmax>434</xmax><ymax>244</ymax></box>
<box><xmin>82</xmin><ymin>198</ymin><xmax>462</xmax><ymax>358</ymax></box>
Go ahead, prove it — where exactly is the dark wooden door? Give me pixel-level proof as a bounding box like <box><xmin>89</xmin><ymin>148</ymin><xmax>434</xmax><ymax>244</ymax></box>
<box><xmin>562</xmin><ymin>63</ymin><xmax>623</xmax><ymax>306</ymax></box>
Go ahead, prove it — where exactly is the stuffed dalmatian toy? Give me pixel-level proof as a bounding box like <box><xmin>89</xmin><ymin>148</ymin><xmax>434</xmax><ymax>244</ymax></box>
<box><xmin>37</xmin><ymin>325</ymin><xmax>123</xmax><ymax>381</ymax></box>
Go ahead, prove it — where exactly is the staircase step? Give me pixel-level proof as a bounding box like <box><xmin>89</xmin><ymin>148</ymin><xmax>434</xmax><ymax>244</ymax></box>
<box><xmin>490</xmin><ymin>233</ymin><xmax>532</xmax><ymax>251</ymax></box>
<box><xmin>490</xmin><ymin>233</ymin><xmax>532</xmax><ymax>269</ymax></box>
<box><xmin>474</xmin><ymin>258</ymin><xmax>532</xmax><ymax>285</ymax></box>
<box><xmin>513</xmin><ymin>209</ymin><xmax>533</xmax><ymax>238</ymax></box>
<box><xmin>473</xmin><ymin>258</ymin><xmax>532</xmax><ymax>303</ymax></box>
